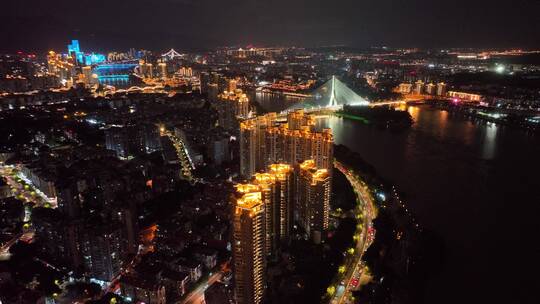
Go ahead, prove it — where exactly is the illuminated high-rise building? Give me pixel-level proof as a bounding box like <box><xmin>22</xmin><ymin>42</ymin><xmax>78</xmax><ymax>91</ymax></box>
<box><xmin>268</xmin><ymin>164</ymin><xmax>295</xmax><ymax>245</ymax></box>
<box><xmin>47</xmin><ymin>51</ymin><xmax>59</xmax><ymax>75</ymax></box>
<box><xmin>240</xmin><ymin>110</ymin><xmax>333</xmax><ymax>178</ymax></box>
<box><xmin>139</xmin><ymin>62</ymin><xmax>153</xmax><ymax>79</ymax></box>
<box><xmin>83</xmin><ymin>52</ymin><xmax>106</xmax><ymax>65</ymax></box>
<box><xmin>233</xmin><ymin>185</ymin><xmax>266</xmax><ymax>304</ymax></box>
<box><xmin>425</xmin><ymin>83</ymin><xmax>436</xmax><ymax>95</ymax></box>
<box><xmin>228</xmin><ymin>79</ymin><xmax>238</xmax><ymax>92</ymax></box>
<box><xmin>146</xmin><ymin>63</ymin><xmax>154</xmax><ymax>79</ymax></box>
<box><xmin>179</xmin><ymin>67</ymin><xmax>193</xmax><ymax>77</ymax></box>
<box><xmin>414</xmin><ymin>80</ymin><xmax>424</xmax><ymax>95</ymax></box>
<box><xmin>66</xmin><ymin>39</ymin><xmax>104</xmax><ymax>65</ymax></box>
<box><xmin>47</xmin><ymin>51</ymin><xmax>75</xmax><ymax>83</ymax></box>
<box><xmin>437</xmin><ymin>82</ymin><xmax>447</xmax><ymax>96</ymax></box>
<box><xmin>81</xmin><ymin>66</ymin><xmax>97</xmax><ymax>87</ymax></box>
<box><xmin>309</xmin><ymin>128</ymin><xmax>334</xmax><ymax>171</ymax></box>
<box><xmin>67</xmin><ymin>40</ymin><xmax>83</xmax><ymax>63</ymax></box>
<box><xmin>232</xmin><ymin>164</ymin><xmax>294</xmax><ymax>304</ymax></box>
<box><xmin>138</xmin><ymin>60</ymin><xmax>155</xmax><ymax>79</ymax></box>
<box><xmin>253</xmin><ymin>163</ymin><xmax>294</xmax><ymax>253</ymax></box>
<box><xmin>287</xmin><ymin>109</ymin><xmax>314</xmax><ymax>130</ymax></box>
<box><xmin>159</xmin><ymin>62</ymin><xmax>168</xmax><ymax>79</ymax></box>
<box><xmin>138</xmin><ymin>60</ymin><xmax>145</xmax><ymax>76</ymax></box>
<box><xmin>296</xmin><ymin>159</ymin><xmax>331</xmax><ymax>244</ymax></box>
<box><xmin>67</xmin><ymin>40</ymin><xmax>80</xmax><ymax>54</ymax></box>
<box><xmin>82</xmin><ymin>66</ymin><xmax>91</xmax><ymax>85</ymax></box>
<box><xmin>240</xmin><ymin>114</ymin><xmax>277</xmax><ymax>178</ymax></box>
<box><xmin>240</xmin><ymin>122</ymin><xmax>258</xmax><ymax>178</ymax></box>
<box><xmin>216</xmin><ymin>89</ymin><xmax>250</xmax><ymax>130</ymax></box>
<box><xmin>252</xmin><ymin>173</ymin><xmax>276</xmax><ymax>255</ymax></box>
<box><xmin>398</xmin><ymin>83</ymin><xmax>412</xmax><ymax>94</ymax></box>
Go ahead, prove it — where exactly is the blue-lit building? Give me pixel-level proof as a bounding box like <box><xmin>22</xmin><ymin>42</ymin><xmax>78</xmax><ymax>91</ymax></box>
<box><xmin>84</xmin><ymin>53</ymin><xmax>106</xmax><ymax>65</ymax></box>
<box><xmin>67</xmin><ymin>39</ymin><xmax>106</xmax><ymax>65</ymax></box>
<box><xmin>95</xmin><ymin>63</ymin><xmax>138</xmax><ymax>87</ymax></box>
<box><xmin>67</xmin><ymin>40</ymin><xmax>84</xmax><ymax>63</ymax></box>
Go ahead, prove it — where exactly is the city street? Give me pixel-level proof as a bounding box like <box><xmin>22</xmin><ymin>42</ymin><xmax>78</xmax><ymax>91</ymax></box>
<box><xmin>0</xmin><ymin>164</ymin><xmax>55</xmax><ymax>208</ymax></box>
<box><xmin>161</xmin><ymin>129</ymin><xmax>195</xmax><ymax>181</ymax></box>
<box><xmin>0</xmin><ymin>165</ymin><xmax>39</xmax><ymax>259</ymax></box>
<box><xmin>331</xmin><ymin>161</ymin><xmax>376</xmax><ymax>304</ymax></box>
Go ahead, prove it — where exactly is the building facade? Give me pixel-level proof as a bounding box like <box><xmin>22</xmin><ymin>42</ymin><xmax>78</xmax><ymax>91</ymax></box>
<box><xmin>296</xmin><ymin>159</ymin><xmax>331</xmax><ymax>244</ymax></box>
<box><xmin>240</xmin><ymin>110</ymin><xmax>333</xmax><ymax>179</ymax></box>
<box><xmin>233</xmin><ymin>186</ymin><xmax>266</xmax><ymax>304</ymax></box>
<box><xmin>253</xmin><ymin>163</ymin><xmax>294</xmax><ymax>253</ymax></box>
<box><xmin>215</xmin><ymin>88</ymin><xmax>250</xmax><ymax>130</ymax></box>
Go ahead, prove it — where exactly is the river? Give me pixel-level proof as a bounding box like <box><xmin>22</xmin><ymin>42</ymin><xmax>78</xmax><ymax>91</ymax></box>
<box><xmin>312</xmin><ymin>105</ymin><xmax>540</xmax><ymax>304</ymax></box>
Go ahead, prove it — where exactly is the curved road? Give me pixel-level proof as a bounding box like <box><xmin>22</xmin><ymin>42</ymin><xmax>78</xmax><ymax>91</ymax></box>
<box><xmin>331</xmin><ymin>161</ymin><xmax>376</xmax><ymax>304</ymax></box>
<box><xmin>0</xmin><ymin>165</ymin><xmax>39</xmax><ymax>258</ymax></box>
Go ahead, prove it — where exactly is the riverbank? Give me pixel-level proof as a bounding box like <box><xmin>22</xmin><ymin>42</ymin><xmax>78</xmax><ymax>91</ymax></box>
<box><xmin>264</xmin><ymin>168</ymin><xmax>358</xmax><ymax>304</ymax></box>
<box><xmin>334</xmin><ymin>145</ymin><xmax>444</xmax><ymax>304</ymax></box>
<box><xmin>425</xmin><ymin>100</ymin><xmax>539</xmax><ymax>131</ymax></box>
<box><xmin>335</xmin><ymin>105</ymin><xmax>413</xmax><ymax>130</ymax></box>
<box><xmin>327</xmin><ymin>160</ymin><xmax>376</xmax><ymax>304</ymax></box>
<box><xmin>316</xmin><ymin>110</ymin><xmax>540</xmax><ymax>303</ymax></box>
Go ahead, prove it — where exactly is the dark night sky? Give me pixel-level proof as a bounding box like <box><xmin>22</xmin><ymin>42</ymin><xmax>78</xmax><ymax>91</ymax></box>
<box><xmin>1</xmin><ymin>0</ymin><xmax>539</xmax><ymax>52</ymax></box>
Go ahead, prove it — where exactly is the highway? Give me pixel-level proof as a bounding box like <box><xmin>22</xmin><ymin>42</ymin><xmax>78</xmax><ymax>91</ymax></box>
<box><xmin>331</xmin><ymin>161</ymin><xmax>376</xmax><ymax>304</ymax></box>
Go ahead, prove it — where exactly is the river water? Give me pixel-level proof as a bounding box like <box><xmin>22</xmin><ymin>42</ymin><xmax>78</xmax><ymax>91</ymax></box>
<box><xmin>313</xmin><ymin>105</ymin><xmax>540</xmax><ymax>304</ymax></box>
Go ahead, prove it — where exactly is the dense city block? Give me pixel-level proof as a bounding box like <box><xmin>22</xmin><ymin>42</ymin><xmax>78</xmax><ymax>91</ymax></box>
<box><xmin>1</xmin><ymin>35</ymin><xmax>539</xmax><ymax>304</ymax></box>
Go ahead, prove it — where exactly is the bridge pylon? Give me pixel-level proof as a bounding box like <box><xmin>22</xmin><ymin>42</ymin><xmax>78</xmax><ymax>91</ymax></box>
<box><xmin>287</xmin><ymin>75</ymin><xmax>369</xmax><ymax>111</ymax></box>
<box><xmin>329</xmin><ymin>76</ymin><xmax>338</xmax><ymax>107</ymax></box>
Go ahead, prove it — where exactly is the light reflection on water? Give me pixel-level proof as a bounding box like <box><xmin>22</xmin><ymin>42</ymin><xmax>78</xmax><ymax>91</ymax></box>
<box><xmin>258</xmin><ymin>92</ymin><xmax>540</xmax><ymax>302</ymax></box>
<box><xmin>254</xmin><ymin>91</ymin><xmax>304</xmax><ymax>112</ymax></box>
<box><xmin>314</xmin><ymin>105</ymin><xmax>540</xmax><ymax>304</ymax></box>
<box><xmin>481</xmin><ymin>123</ymin><xmax>498</xmax><ymax>159</ymax></box>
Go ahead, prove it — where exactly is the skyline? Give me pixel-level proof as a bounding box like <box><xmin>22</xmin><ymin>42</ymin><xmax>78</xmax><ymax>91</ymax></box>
<box><xmin>1</xmin><ymin>3</ymin><xmax>540</xmax><ymax>302</ymax></box>
<box><xmin>2</xmin><ymin>0</ymin><xmax>540</xmax><ymax>52</ymax></box>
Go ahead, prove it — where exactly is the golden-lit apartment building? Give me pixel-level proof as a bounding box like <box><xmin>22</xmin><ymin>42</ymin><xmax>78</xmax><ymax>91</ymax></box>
<box><xmin>47</xmin><ymin>51</ymin><xmax>76</xmax><ymax>83</ymax></box>
<box><xmin>240</xmin><ymin>110</ymin><xmax>333</xmax><ymax>178</ymax></box>
<box><xmin>233</xmin><ymin>164</ymin><xmax>294</xmax><ymax>303</ymax></box>
<box><xmin>178</xmin><ymin>66</ymin><xmax>193</xmax><ymax>77</ymax></box>
<box><xmin>232</xmin><ymin>161</ymin><xmax>330</xmax><ymax>303</ymax></box>
<box><xmin>397</xmin><ymin>83</ymin><xmax>413</xmax><ymax>94</ymax></box>
<box><xmin>239</xmin><ymin>113</ymin><xmax>278</xmax><ymax>178</ymax></box>
<box><xmin>436</xmin><ymin>82</ymin><xmax>447</xmax><ymax>96</ymax></box>
<box><xmin>233</xmin><ymin>185</ymin><xmax>266</xmax><ymax>304</ymax></box>
<box><xmin>296</xmin><ymin>159</ymin><xmax>331</xmax><ymax>244</ymax></box>
<box><xmin>253</xmin><ymin>164</ymin><xmax>294</xmax><ymax>253</ymax></box>
<box><xmin>216</xmin><ymin>81</ymin><xmax>250</xmax><ymax>130</ymax></box>
<box><xmin>158</xmin><ymin>62</ymin><xmax>168</xmax><ymax>79</ymax></box>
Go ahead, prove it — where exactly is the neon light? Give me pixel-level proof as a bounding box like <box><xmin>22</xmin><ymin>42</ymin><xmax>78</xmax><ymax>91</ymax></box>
<box><xmin>98</xmin><ymin>75</ymin><xmax>129</xmax><ymax>80</ymax></box>
<box><xmin>84</xmin><ymin>53</ymin><xmax>106</xmax><ymax>65</ymax></box>
<box><xmin>67</xmin><ymin>39</ymin><xmax>106</xmax><ymax>65</ymax></box>
<box><xmin>67</xmin><ymin>40</ymin><xmax>84</xmax><ymax>63</ymax></box>
<box><xmin>95</xmin><ymin>64</ymin><xmax>137</xmax><ymax>70</ymax></box>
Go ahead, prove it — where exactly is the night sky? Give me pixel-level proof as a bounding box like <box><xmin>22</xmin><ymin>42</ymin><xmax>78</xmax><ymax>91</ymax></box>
<box><xmin>2</xmin><ymin>0</ymin><xmax>540</xmax><ymax>52</ymax></box>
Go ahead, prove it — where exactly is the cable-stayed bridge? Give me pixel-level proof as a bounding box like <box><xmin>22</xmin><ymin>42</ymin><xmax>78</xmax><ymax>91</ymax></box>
<box><xmin>285</xmin><ymin>76</ymin><xmax>419</xmax><ymax>114</ymax></box>
<box><xmin>287</xmin><ymin>76</ymin><xmax>369</xmax><ymax>112</ymax></box>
